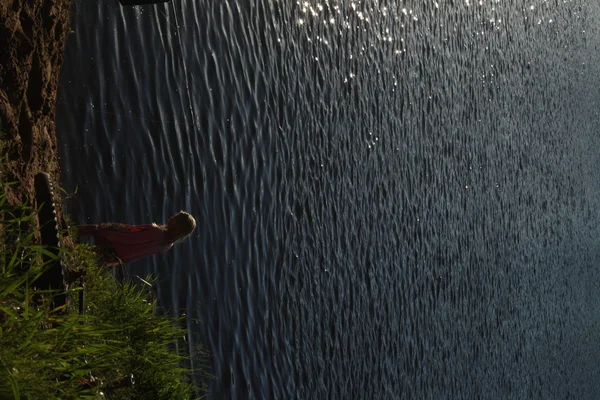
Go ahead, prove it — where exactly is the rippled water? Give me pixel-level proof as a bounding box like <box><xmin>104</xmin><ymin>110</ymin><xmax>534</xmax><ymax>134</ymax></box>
<box><xmin>56</xmin><ymin>0</ymin><xmax>600</xmax><ymax>398</ymax></box>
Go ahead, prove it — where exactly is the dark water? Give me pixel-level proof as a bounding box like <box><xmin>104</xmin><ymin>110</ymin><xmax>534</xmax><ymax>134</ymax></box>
<box><xmin>56</xmin><ymin>0</ymin><xmax>600</xmax><ymax>398</ymax></box>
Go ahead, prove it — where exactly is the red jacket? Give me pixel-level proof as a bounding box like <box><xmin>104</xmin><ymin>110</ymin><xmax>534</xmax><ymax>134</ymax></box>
<box><xmin>94</xmin><ymin>223</ymin><xmax>173</xmax><ymax>265</ymax></box>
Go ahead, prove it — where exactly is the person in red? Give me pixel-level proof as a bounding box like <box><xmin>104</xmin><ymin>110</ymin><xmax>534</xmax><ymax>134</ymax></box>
<box><xmin>77</xmin><ymin>211</ymin><xmax>196</xmax><ymax>266</ymax></box>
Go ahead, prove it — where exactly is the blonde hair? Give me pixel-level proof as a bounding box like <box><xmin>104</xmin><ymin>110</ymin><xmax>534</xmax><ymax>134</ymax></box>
<box><xmin>165</xmin><ymin>211</ymin><xmax>196</xmax><ymax>243</ymax></box>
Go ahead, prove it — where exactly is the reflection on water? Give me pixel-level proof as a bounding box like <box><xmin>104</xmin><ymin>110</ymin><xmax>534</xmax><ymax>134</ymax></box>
<box><xmin>57</xmin><ymin>0</ymin><xmax>600</xmax><ymax>398</ymax></box>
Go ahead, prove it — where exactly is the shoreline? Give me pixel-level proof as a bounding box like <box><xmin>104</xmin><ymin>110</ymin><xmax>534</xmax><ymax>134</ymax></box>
<box><xmin>0</xmin><ymin>5</ymin><xmax>211</xmax><ymax>394</ymax></box>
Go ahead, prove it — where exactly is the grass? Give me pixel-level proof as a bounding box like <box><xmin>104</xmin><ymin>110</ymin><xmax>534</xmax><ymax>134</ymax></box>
<box><xmin>0</xmin><ymin>144</ymin><xmax>212</xmax><ymax>398</ymax></box>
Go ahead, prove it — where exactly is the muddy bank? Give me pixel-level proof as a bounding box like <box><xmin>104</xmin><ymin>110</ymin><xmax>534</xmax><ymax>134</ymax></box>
<box><xmin>0</xmin><ymin>0</ymin><xmax>72</xmax><ymax>215</ymax></box>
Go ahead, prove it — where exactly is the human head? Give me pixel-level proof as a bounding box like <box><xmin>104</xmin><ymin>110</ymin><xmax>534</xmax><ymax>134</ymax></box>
<box><xmin>166</xmin><ymin>211</ymin><xmax>196</xmax><ymax>243</ymax></box>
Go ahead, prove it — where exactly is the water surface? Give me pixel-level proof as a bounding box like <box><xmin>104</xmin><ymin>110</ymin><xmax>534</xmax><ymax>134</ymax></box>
<box><xmin>57</xmin><ymin>0</ymin><xmax>600</xmax><ymax>398</ymax></box>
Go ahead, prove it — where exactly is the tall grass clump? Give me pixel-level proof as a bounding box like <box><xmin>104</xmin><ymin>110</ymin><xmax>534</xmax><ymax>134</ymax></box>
<box><xmin>0</xmin><ymin>151</ymin><xmax>210</xmax><ymax>398</ymax></box>
<box><xmin>75</xmin><ymin>252</ymin><xmax>208</xmax><ymax>399</ymax></box>
<box><xmin>0</xmin><ymin>183</ymin><xmax>96</xmax><ymax>399</ymax></box>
